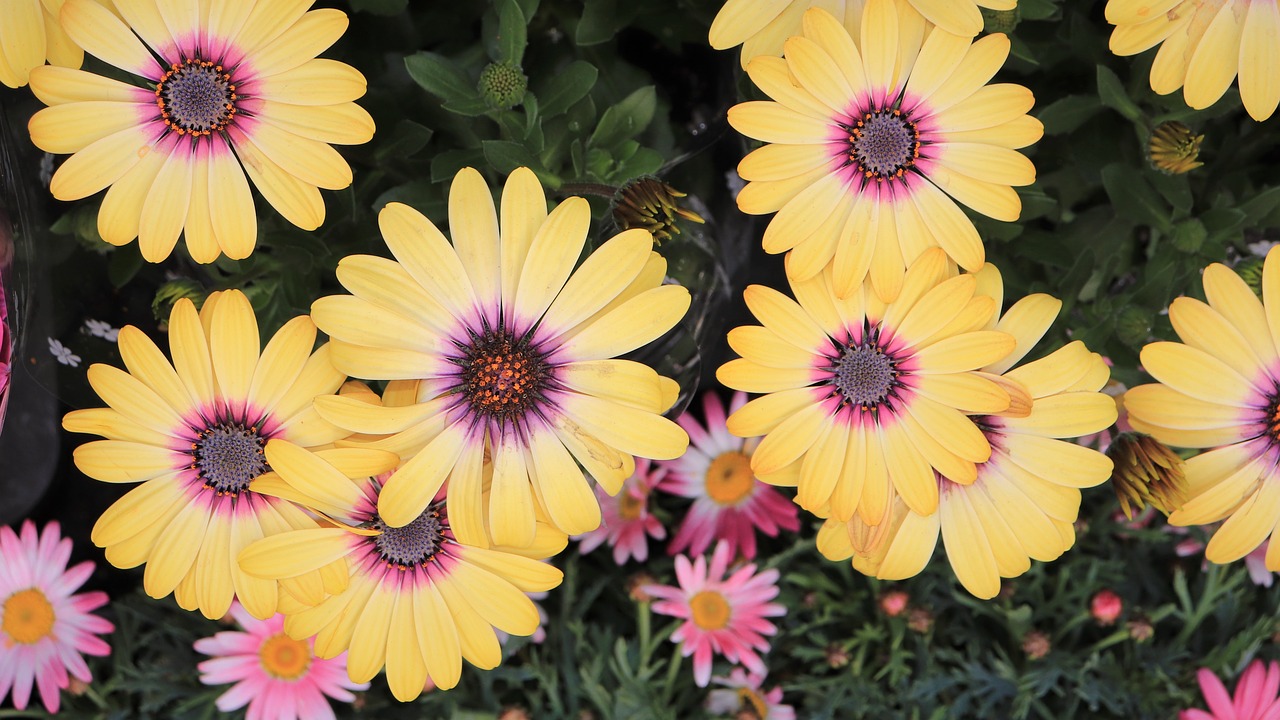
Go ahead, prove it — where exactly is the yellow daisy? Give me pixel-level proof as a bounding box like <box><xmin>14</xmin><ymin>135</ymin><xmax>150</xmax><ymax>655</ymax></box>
<box><xmin>62</xmin><ymin>289</ymin><xmax>356</xmax><ymax>620</ymax></box>
<box><xmin>709</xmin><ymin>0</ymin><xmax>1019</xmax><ymax>66</ymax></box>
<box><xmin>1106</xmin><ymin>0</ymin><xmax>1280</xmax><ymax>121</ymax></box>
<box><xmin>1125</xmin><ymin>246</ymin><xmax>1280</xmax><ymax>570</ymax></box>
<box><xmin>0</xmin><ymin>0</ymin><xmax>113</xmax><ymax>88</ymax></box>
<box><xmin>728</xmin><ymin>4</ymin><xmax>1039</xmax><ymax>301</ymax></box>
<box><xmin>716</xmin><ymin>247</ymin><xmax>1018</xmax><ymax>527</ymax></box>
<box><xmin>238</xmin><ymin>441</ymin><xmax>565</xmax><ymax>701</ymax></box>
<box><xmin>817</xmin><ymin>264</ymin><xmax>1117</xmax><ymax>599</ymax></box>
<box><xmin>308</xmin><ymin>166</ymin><xmax>690</xmax><ymax>550</ymax></box>
<box><xmin>26</xmin><ymin>0</ymin><xmax>374</xmax><ymax>262</ymax></box>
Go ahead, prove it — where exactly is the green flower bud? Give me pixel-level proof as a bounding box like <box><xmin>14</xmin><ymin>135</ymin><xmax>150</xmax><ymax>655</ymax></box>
<box><xmin>981</xmin><ymin>6</ymin><xmax>1020</xmax><ymax>34</ymax></box>
<box><xmin>478</xmin><ymin>62</ymin><xmax>527</xmax><ymax>110</ymax></box>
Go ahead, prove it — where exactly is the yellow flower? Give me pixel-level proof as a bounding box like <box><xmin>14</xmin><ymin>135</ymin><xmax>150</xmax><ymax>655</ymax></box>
<box><xmin>1148</xmin><ymin>121</ymin><xmax>1205</xmax><ymax>174</ymax></box>
<box><xmin>817</xmin><ymin>264</ymin><xmax>1117</xmax><ymax>599</ymax></box>
<box><xmin>709</xmin><ymin>0</ymin><xmax>1019</xmax><ymax>66</ymax></box>
<box><xmin>728</xmin><ymin>4</ymin><xmax>1039</xmax><ymax>302</ymax></box>
<box><xmin>716</xmin><ymin>247</ymin><xmax>1020</xmax><ymax>527</ymax></box>
<box><xmin>1108</xmin><ymin>432</ymin><xmax>1189</xmax><ymax>518</ymax></box>
<box><xmin>238</xmin><ymin>442</ymin><xmax>564</xmax><ymax>701</ymax></box>
<box><xmin>26</xmin><ymin>0</ymin><xmax>374</xmax><ymax>262</ymax></box>
<box><xmin>62</xmin><ymin>290</ymin><xmax>355</xmax><ymax>620</ymax></box>
<box><xmin>1106</xmin><ymin>0</ymin><xmax>1280</xmax><ymax>121</ymax></box>
<box><xmin>0</xmin><ymin>0</ymin><xmax>111</xmax><ymax>89</ymax></box>
<box><xmin>308</xmin><ymin>167</ymin><xmax>690</xmax><ymax>550</ymax></box>
<box><xmin>1125</xmin><ymin>245</ymin><xmax>1280</xmax><ymax>570</ymax></box>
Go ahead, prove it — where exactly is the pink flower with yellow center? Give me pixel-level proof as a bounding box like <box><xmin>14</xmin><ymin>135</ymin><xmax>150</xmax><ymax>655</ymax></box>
<box><xmin>659</xmin><ymin>391</ymin><xmax>800</xmax><ymax>560</ymax></box>
<box><xmin>1182</xmin><ymin>660</ymin><xmax>1280</xmax><ymax>720</ymax></box>
<box><xmin>577</xmin><ymin>457</ymin><xmax>667</xmax><ymax>565</ymax></box>
<box><xmin>705</xmin><ymin>668</ymin><xmax>796</xmax><ymax>720</ymax></box>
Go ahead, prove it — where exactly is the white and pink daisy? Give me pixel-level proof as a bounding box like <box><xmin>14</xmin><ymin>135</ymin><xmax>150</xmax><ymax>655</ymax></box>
<box><xmin>644</xmin><ymin>540</ymin><xmax>785</xmax><ymax>687</ymax></box>
<box><xmin>1182</xmin><ymin>660</ymin><xmax>1280</xmax><ymax>720</ymax></box>
<box><xmin>577</xmin><ymin>458</ymin><xmax>667</xmax><ymax>565</ymax></box>
<box><xmin>659</xmin><ymin>392</ymin><xmax>799</xmax><ymax>560</ymax></box>
<box><xmin>0</xmin><ymin>520</ymin><xmax>113</xmax><ymax>714</ymax></box>
<box><xmin>706</xmin><ymin>668</ymin><xmax>796</xmax><ymax>720</ymax></box>
<box><xmin>195</xmin><ymin>602</ymin><xmax>366</xmax><ymax>720</ymax></box>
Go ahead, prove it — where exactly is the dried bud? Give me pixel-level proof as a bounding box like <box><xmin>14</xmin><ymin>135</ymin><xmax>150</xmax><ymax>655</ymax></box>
<box><xmin>1148</xmin><ymin>121</ymin><xmax>1204</xmax><ymax>174</ymax></box>
<box><xmin>612</xmin><ymin>176</ymin><xmax>705</xmax><ymax>245</ymax></box>
<box><xmin>1022</xmin><ymin>630</ymin><xmax>1051</xmax><ymax>660</ymax></box>
<box><xmin>67</xmin><ymin>677</ymin><xmax>90</xmax><ymax>696</ymax></box>
<box><xmin>981</xmin><ymin>6</ymin><xmax>1020</xmax><ymax>34</ymax></box>
<box><xmin>1108</xmin><ymin>432</ymin><xmax>1189</xmax><ymax>519</ymax></box>
<box><xmin>498</xmin><ymin>707</ymin><xmax>532</xmax><ymax>720</ymax></box>
<box><xmin>907</xmin><ymin>607</ymin><xmax>933</xmax><ymax>634</ymax></box>
<box><xmin>825</xmin><ymin>642</ymin><xmax>851</xmax><ymax>669</ymax></box>
<box><xmin>1090</xmin><ymin>589</ymin><xmax>1123</xmax><ymax>626</ymax></box>
<box><xmin>1127</xmin><ymin>617</ymin><xmax>1154</xmax><ymax>642</ymax></box>
<box><xmin>627</xmin><ymin>572</ymin><xmax>658</xmax><ymax>603</ymax></box>
<box><xmin>351</xmin><ymin>693</ymin><xmax>367</xmax><ymax>711</ymax></box>
<box><xmin>478</xmin><ymin>62</ymin><xmax>527</xmax><ymax>110</ymax></box>
<box><xmin>878</xmin><ymin>590</ymin><xmax>909</xmax><ymax>618</ymax></box>
<box><xmin>802</xmin><ymin>591</ymin><xmax>818</xmax><ymax>609</ymax></box>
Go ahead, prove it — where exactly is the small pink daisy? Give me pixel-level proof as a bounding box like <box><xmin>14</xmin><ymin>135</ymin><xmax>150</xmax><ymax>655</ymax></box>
<box><xmin>195</xmin><ymin>603</ymin><xmax>366</xmax><ymax>720</ymax></box>
<box><xmin>644</xmin><ymin>540</ymin><xmax>785</xmax><ymax>687</ymax></box>
<box><xmin>1182</xmin><ymin>660</ymin><xmax>1280</xmax><ymax>720</ymax></box>
<box><xmin>706</xmin><ymin>668</ymin><xmax>795</xmax><ymax>720</ymax></box>
<box><xmin>659</xmin><ymin>392</ymin><xmax>799</xmax><ymax>560</ymax></box>
<box><xmin>577</xmin><ymin>458</ymin><xmax>667</xmax><ymax>565</ymax></box>
<box><xmin>0</xmin><ymin>520</ymin><xmax>113</xmax><ymax>714</ymax></box>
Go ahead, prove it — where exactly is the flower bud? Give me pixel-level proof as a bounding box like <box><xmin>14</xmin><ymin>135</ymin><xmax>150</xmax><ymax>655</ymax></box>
<box><xmin>1022</xmin><ymin>631</ymin><xmax>1051</xmax><ymax>660</ymax></box>
<box><xmin>907</xmin><ymin>607</ymin><xmax>933</xmax><ymax>634</ymax></box>
<box><xmin>612</xmin><ymin>177</ymin><xmax>706</xmax><ymax>245</ymax></box>
<box><xmin>1148</xmin><ymin>121</ymin><xmax>1204</xmax><ymax>175</ymax></box>
<box><xmin>1090</xmin><ymin>589</ymin><xmax>1123</xmax><ymax>626</ymax></box>
<box><xmin>478</xmin><ymin>62</ymin><xmax>527</xmax><ymax>110</ymax></box>
<box><xmin>1127</xmin><ymin>617</ymin><xmax>1154</xmax><ymax>642</ymax></box>
<box><xmin>981</xmin><ymin>6</ymin><xmax>1020</xmax><ymax>34</ymax></box>
<box><xmin>1108</xmin><ymin>432</ymin><xmax>1189</xmax><ymax>519</ymax></box>
<box><xmin>878</xmin><ymin>590</ymin><xmax>909</xmax><ymax>618</ymax></box>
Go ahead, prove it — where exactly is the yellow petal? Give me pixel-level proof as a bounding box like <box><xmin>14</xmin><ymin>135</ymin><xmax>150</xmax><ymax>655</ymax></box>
<box><xmin>727</xmin><ymin>100</ymin><xmax>834</xmax><ymax>144</ymax></box>
<box><xmin>1205</xmin><ymin>479</ymin><xmax>1280</xmax><ymax>563</ymax></box>
<box><xmin>514</xmin><ymin>196</ymin><xmax>590</xmax><ymax>322</ymax></box>
<box><xmin>229</xmin><ymin>127</ymin><xmax>324</xmax><ymax>230</ymax></box>
<box><xmin>1183</xmin><ymin>2</ymin><xmax>1244</xmax><ymax>110</ymax></box>
<box><xmin>940</xmin><ymin>490</ymin><xmax>1001</xmax><ymax>599</ymax></box>
<box><xmin>251</xmin><ymin>58</ymin><xmax>367</xmax><ymax>105</ymax></box>
<box><xmin>1240</xmin><ymin>0</ymin><xmax>1280</xmax><ymax>120</ymax></box>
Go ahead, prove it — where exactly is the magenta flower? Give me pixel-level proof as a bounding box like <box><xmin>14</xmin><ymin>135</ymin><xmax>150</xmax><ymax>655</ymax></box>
<box><xmin>1182</xmin><ymin>660</ymin><xmax>1280</xmax><ymax>720</ymax></box>
<box><xmin>577</xmin><ymin>457</ymin><xmax>667</xmax><ymax>565</ymax></box>
<box><xmin>659</xmin><ymin>392</ymin><xmax>799</xmax><ymax>560</ymax></box>
<box><xmin>0</xmin><ymin>520</ymin><xmax>113</xmax><ymax>713</ymax></box>
<box><xmin>706</xmin><ymin>668</ymin><xmax>795</xmax><ymax>720</ymax></box>
<box><xmin>644</xmin><ymin>540</ymin><xmax>785</xmax><ymax>687</ymax></box>
<box><xmin>195</xmin><ymin>603</ymin><xmax>366</xmax><ymax>720</ymax></box>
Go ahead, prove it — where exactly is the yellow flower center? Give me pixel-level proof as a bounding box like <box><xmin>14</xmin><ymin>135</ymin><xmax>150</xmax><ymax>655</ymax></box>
<box><xmin>2</xmin><ymin>588</ymin><xmax>56</xmax><ymax>645</ymax></box>
<box><xmin>705</xmin><ymin>452</ymin><xmax>756</xmax><ymax>506</ymax></box>
<box><xmin>258</xmin><ymin>632</ymin><xmax>312</xmax><ymax>680</ymax></box>
<box><xmin>618</xmin><ymin>491</ymin><xmax>645</xmax><ymax>520</ymax></box>
<box><xmin>737</xmin><ymin>687</ymin><xmax>769</xmax><ymax>719</ymax></box>
<box><xmin>155</xmin><ymin>59</ymin><xmax>238</xmax><ymax>137</ymax></box>
<box><xmin>690</xmin><ymin>590</ymin><xmax>731</xmax><ymax>631</ymax></box>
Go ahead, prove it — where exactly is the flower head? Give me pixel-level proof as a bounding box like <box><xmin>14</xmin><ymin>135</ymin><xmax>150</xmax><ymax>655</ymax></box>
<box><xmin>1107</xmin><ymin>432</ymin><xmax>1188</xmax><ymax>519</ymax></box>
<box><xmin>195</xmin><ymin>602</ymin><xmax>366</xmax><ymax>720</ymax></box>
<box><xmin>478</xmin><ymin>61</ymin><xmax>527</xmax><ymax>109</ymax></box>
<box><xmin>1149</xmin><ymin>121</ymin><xmax>1205</xmax><ymax>174</ymax></box>
<box><xmin>1107</xmin><ymin>0</ymin><xmax>1280</xmax><ymax>121</ymax></box>
<box><xmin>612</xmin><ymin>177</ymin><xmax>706</xmax><ymax>245</ymax></box>
<box><xmin>0</xmin><ymin>521</ymin><xmax>114</xmax><ymax>713</ymax></box>
<box><xmin>1182</xmin><ymin>660</ymin><xmax>1280</xmax><ymax>720</ymax></box>
<box><xmin>1124</xmin><ymin>246</ymin><xmax>1280</xmax><ymax>571</ymax></box>
<box><xmin>577</xmin><ymin>458</ymin><xmax>667</xmax><ymax>565</ymax></box>
<box><xmin>63</xmin><ymin>289</ymin><xmax>350</xmax><ymax>620</ymax></box>
<box><xmin>26</xmin><ymin>0</ymin><xmax>374</xmax><ymax>261</ymax></box>
<box><xmin>643</xmin><ymin>540</ymin><xmax>785</xmax><ymax>687</ymax></box>
<box><xmin>705</xmin><ymin>668</ymin><xmax>796</xmax><ymax>720</ymax></box>
<box><xmin>658</xmin><ymin>391</ymin><xmax>800</xmax><ymax>560</ymax></box>
<box><xmin>310</xmin><ymin>167</ymin><xmax>690</xmax><ymax>548</ymax></box>
<box><xmin>727</xmin><ymin>4</ymin><xmax>1038</xmax><ymax>301</ymax></box>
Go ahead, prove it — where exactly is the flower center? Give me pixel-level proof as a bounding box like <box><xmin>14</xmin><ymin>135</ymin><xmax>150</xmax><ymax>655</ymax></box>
<box><xmin>258</xmin><ymin>632</ymin><xmax>312</xmax><ymax>680</ymax></box>
<box><xmin>459</xmin><ymin>329</ymin><xmax>548</xmax><ymax>420</ymax></box>
<box><xmin>690</xmin><ymin>589</ymin><xmax>732</xmax><ymax>631</ymax></box>
<box><xmin>2</xmin><ymin>588</ymin><xmax>55</xmax><ymax>645</ymax></box>
<box><xmin>847</xmin><ymin>109</ymin><xmax>920</xmax><ymax>181</ymax></box>
<box><xmin>373</xmin><ymin>504</ymin><xmax>445</xmax><ymax>568</ymax></box>
<box><xmin>155</xmin><ymin>59</ymin><xmax>238</xmax><ymax>137</ymax></box>
<box><xmin>705</xmin><ymin>451</ymin><xmax>756</xmax><ymax>506</ymax></box>
<box><xmin>192</xmin><ymin>422</ymin><xmax>268</xmax><ymax>496</ymax></box>
<box><xmin>831</xmin><ymin>341</ymin><xmax>898</xmax><ymax>408</ymax></box>
<box><xmin>736</xmin><ymin>687</ymin><xmax>769</xmax><ymax>719</ymax></box>
<box><xmin>618</xmin><ymin>491</ymin><xmax>645</xmax><ymax>520</ymax></box>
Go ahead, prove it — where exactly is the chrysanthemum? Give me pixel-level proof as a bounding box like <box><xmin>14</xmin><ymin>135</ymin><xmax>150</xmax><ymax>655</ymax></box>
<box><xmin>727</xmin><ymin>4</ymin><xmax>1039</xmax><ymax>300</ymax></box>
<box><xmin>577</xmin><ymin>457</ymin><xmax>667</xmax><ymax>565</ymax></box>
<box><xmin>705</xmin><ymin>668</ymin><xmax>796</xmax><ymax>720</ymax></box>
<box><xmin>1106</xmin><ymin>0</ymin><xmax>1280</xmax><ymax>122</ymax></box>
<box><xmin>26</xmin><ymin>0</ymin><xmax>374</xmax><ymax>262</ymax></box>
<box><xmin>658</xmin><ymin>391</ymin><xmax>800</xmax><ymax>560</ymax></box>
<box><xmin>62</xmin><ymin>289</ymin><xmax>353</xmax><ymax>620</ymax></box>
<box><xmin>0</xmin><ymin>520</ymin><xmax>113</xmax><ymax>714</ymax></box>
<box><xmin>816</xmin><ymin>264</ymin><xmax>1117</xmax><ymax>598</ymax></box>
<box><xmin>1181</xmin><ymin>660</ymin><xmax>1280</xmax><ymax>720</ymax></box>
<box><xmin>1125</xmin><ymin>246</ymin><xmax>1280</xmax><ymax>571</ymax></box>
<box><xmin>717</xmin><ymin>247</ymin><xmax>1017</xmax><ymax>525</ymax></box>
<box><xmin>238</xmin><ymin>439</ymin><xmax>566</xmax><ymax>701</ymax></box>
<box><xmin>709</xmin><ymin>0</ymin><xmax>1018</xmax><ymax>67</ymax></box>
<box><xmin>195</xmin><ymin>602</ymin><xmax>366</xmax><ymax>720</ymax></box>
<box><xmin>0</xmin><ymin>0</ymin><xmax>105</xmax><ymax>88</ymax></box>
<box><xmin>309</xmin><ymin>166</ymin><xmax>691</xmax><ymax>548</ymax></box>
<box><xmin>643</xmin><ymin>540</ymin><xmax>784</xmax><ymax>688</ymax></box>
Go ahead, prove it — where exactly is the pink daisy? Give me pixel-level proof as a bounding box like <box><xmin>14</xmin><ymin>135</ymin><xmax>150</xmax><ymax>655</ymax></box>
<box><xmin>706</xmin><ymin>668</ymin><xmax>796</xmax><ymax>720</ymax></box>
<box><xmin>195</xmin><ymin>602</ymin><xmax>366</xmax><ymax>720</ymax></box>
<box><xmin>644</xmin><ymin>540</ymin><xmax>785</xmax><ymax>687</ymax></box>
<box><xmin>0</xmin><ymin>520</ymin><xmax>113</xmax><ymax>714</ymax></box>
<box><xmin>577</xmin><ymin>458</ymin><xmax>667</xmax><ymax>565</ymax></box>
<box><xmin>1182</xmin><ymin>660</ymin><xmax>1280</xmax><ymax>720</ymax></box>
<box><xmin>659</xmin><ymin>392</ymin><xmax>799</xmax><ymax>560</ymax></box>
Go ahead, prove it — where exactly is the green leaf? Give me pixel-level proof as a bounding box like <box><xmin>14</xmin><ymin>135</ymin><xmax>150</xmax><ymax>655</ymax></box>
<box><xmin>1100</xmin><ymin>163</ymin><xmax>1172</xmax><ymax>232</ymax></box>
<box><xmin>1241</xmin><ymin>186</ymin><xmax>1280</xmax><ymax>224</ymax></box>
<box><xmin>1096</xmin><ymin>65</ymin><xmax>1142</xmax><ymax>122</ymax></box>
<box><xmin>590</xmin><ymin>86</ymin><xmax>656</xmax><ymax>149</ymax></box>
<box><xmin>404</xmin><ymin>52</ymin><xmax>485</xmax><ymax>114</ymax></box>
<box><xmin>536</xmin><ymin>61</ymin><xmax>598</xmax><ymax>118</ymax></box>
<box><xmin>494</xmin><ymin>0</ymin><xmax>528</xmax><ymax>64</ymax></box>
<box><xmin>481</xmin><ymin>140</ymin><xmax>560</xmax><ymax>188</ymax></box>
<box><xmin>1037</xmin><ymin>95</ymin><xmax>1103</xmax><ymax>135</ymax></box>
<box><xmin>430</xmin><ymin>148</ymin><xmax>487</xmax><ymax>183</ymax></box>
<box><xmin>1148</xmin><ymin>172</ymin><xmax>1193</xmax><ymax>216</ymax></box>
<box><xmin>374</xmin><ymin>120</ymin><xmax>433</xmax><ymax>163</ymax></box>
<box><xmin>575</xmin><ymin>0</ymin><xmax>637</xmax><ymax>45</ymax></box>
<box><xmin>107</xmin><ymin>244</ymin><xmax>144</xmax><ymax>288</ymax></box>
<box><xmin>1201</xmin><ymin>207</ymin><xmax>1247</xmax><ymax>245</ymax></box>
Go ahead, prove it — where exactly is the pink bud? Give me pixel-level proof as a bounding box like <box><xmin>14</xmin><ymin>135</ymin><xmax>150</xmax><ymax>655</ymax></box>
<box><xmin>879</xmin><ymin>590</ymin><xmax>909</xmax><ymax>617</ymax></box>
<box><xmin>1090</xmin><ymin>589</ymin><xmax>1123</xmax><ymax>626</ymax></box>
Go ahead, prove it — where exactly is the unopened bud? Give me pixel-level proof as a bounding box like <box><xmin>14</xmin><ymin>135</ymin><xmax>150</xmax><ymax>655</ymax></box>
<box><xmin>1022</xmin><ymin>630</ymin><xmax>1051</xmax><ymax>660</ymax></box>
<box><xmin>879</xmin><ymin>590</ymin><xmax>909</xmax><ymax>617</ymax></box>
<box><xmin>1108</xmin><ymin>432</ymin><xmax>1188</xmax><ymax>519</ymax></box>
<box><xmin>612</xmin><ymin>177</ymin><xmax>705</xmax><ymax>246</ymax></box>
<box><xmin>478</xmin><ymin>62</ymin><xmax>527</xmax><ymax>110</ymax></box>
<box><xmin>981</xmin><ymin>6</ymin><xmax>1020</xmax><ymax>34</ymax></box>
<box><xmin>1148</xmin><ymin>121</ymin><xmax>1204</xmax><ymax>175</ymax></box>
<box><xmin>1090</xmin><ymin>589</ymin><xmax>1123</xmax><ymax>626</ymax></box>
<box><xmin>907</xmin><ymin>608</ymin><xmax>933</xmax><ymax>634</ymax></box>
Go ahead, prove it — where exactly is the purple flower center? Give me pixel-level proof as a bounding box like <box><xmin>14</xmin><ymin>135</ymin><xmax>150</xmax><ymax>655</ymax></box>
<box><xmin>156</xmin><ymin>59</ymin><xmax>238</xmax><ymax>137</ymax></box>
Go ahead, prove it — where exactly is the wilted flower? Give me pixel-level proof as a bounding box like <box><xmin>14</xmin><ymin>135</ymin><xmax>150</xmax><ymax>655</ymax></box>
<box><xmin>824</xmin><ymin>643</ymin><xmax>850</xmax><ymax>670</ymax></box>
<box><xmin>1149</xmin><ymin>122</ymin><xmax>1204</xmax><ymax>175</ymax></box>
<box><xmin>1090</xmin><ymin>590</ymin><xmax>1123</xmax><ymax>626</ymax></box>
<box><xmin>1127</xmin><ymin>617</ymin><xmax>1154</xmax><ymax>643</ymax></box>
<box><xmin>1022</xmin><ymin>631</ymin><xmax>1051</xmax><ymax>660</ymax></box>
<box><xmin>907</xmin><ymin>608</ymin><xmax>933</xmax><ymax>634</ymax></box>
<box><xmin>1108</xmin><ymin>432</ymin><xmax>1189</xmax><ymax>519</ymax></box>
<box><xmin>613</xmin><ymin>177</ymin><xmax>706</xmax><ymax>245</ymax></box>
<box><xmin>478</xmin><ymin>61</ymin><xmax>527</xmax><ymax>109</ymax></box>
